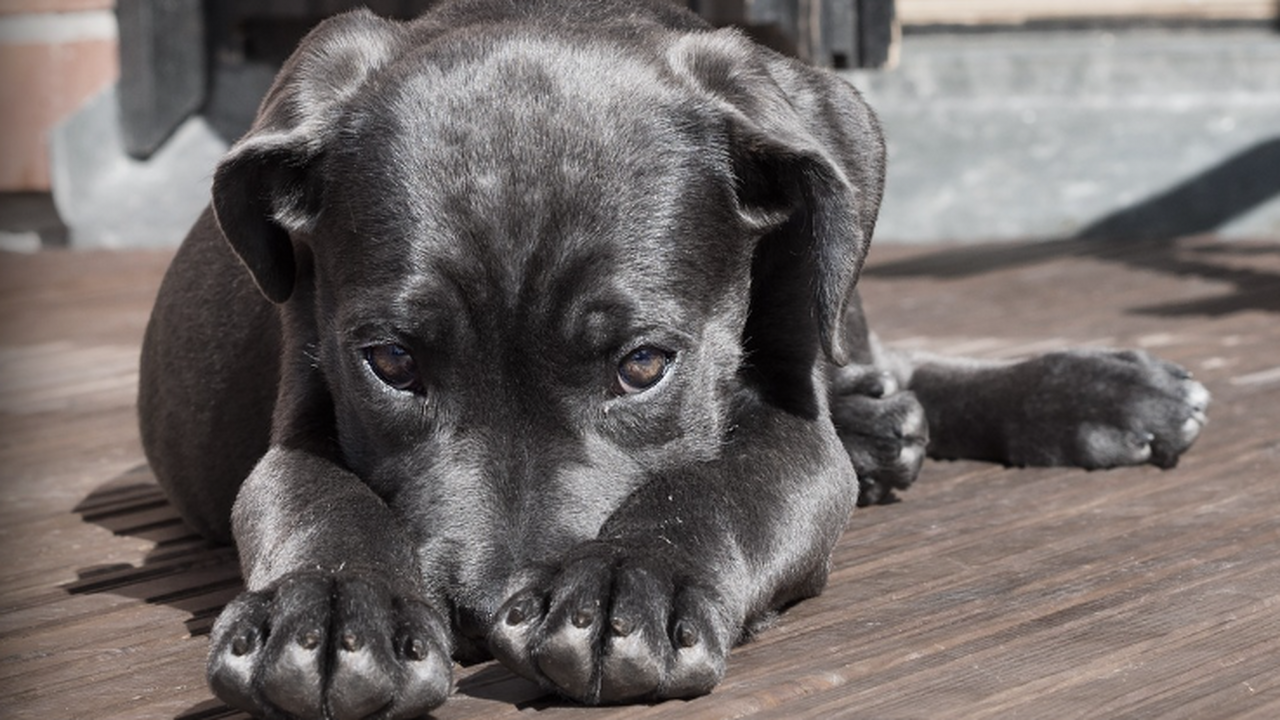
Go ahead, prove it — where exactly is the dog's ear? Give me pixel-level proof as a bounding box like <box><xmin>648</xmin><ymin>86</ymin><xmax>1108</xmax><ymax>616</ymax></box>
<box><xmin>668</xmin><ymin>29</ymin><xmax>885</xmax><ymax>366</ymax></box>
<box><xmin>211</xmin><ymin>10</ymin><xmax>406</xmax><ymax>303</ymax></box>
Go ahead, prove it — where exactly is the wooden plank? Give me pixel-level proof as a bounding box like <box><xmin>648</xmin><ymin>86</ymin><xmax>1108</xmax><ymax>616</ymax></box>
<box><xmin>897</xmin><ymin>0</ymin><xmax>1278</xmax><ymax>25</ymax></box>
<box><xmin>1</xmin><ymin>237</ymin><xmax>1278</xmax><ymax>719</ymax></box>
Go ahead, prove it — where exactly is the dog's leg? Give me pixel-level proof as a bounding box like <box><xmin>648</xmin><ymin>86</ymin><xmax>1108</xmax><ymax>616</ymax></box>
<box><xmin>875</xmin><ymin>344</ymin><xmax>1210</xmax><ymax>469</ymax></box>
<box><xmin>206</xmin><ymin>447</ymin><xmax>453</xmax><ymax>719</ymax></box>
<box><xmin>143</xmin><ymin>215</ymin><xmax>454</xmax><ymax>717</ymax></box>
<box><xmin>488</xmin><ymin>398</ymin><xmax>857</xmax><ymax>704</ymax></box>
<box><xmin>139</xmin><ymin>210</ymin><xmax>279</xmax><ymax>543</ymax></box>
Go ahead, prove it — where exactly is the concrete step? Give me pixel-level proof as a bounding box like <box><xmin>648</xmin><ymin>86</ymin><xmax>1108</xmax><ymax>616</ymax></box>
<box><xmin>842</xmin><ymin>27</ymin><xmax>1280</xmax><ymax>242</ymax></box>
<box><xmin>43</xmin><ymin>25</ymin><xmax>1280</xmax><ymax>248</ymax></box>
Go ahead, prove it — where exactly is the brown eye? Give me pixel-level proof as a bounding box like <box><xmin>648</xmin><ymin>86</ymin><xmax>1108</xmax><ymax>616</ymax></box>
<box><xmin>365</xmin><ymin>344</ymin><xmax>420</xmax><ymax>392</ymax></box>
<box><xmin>616</xmin><ymin>347</ymin><xmax>672</xmax><ymax>395</ymax></box>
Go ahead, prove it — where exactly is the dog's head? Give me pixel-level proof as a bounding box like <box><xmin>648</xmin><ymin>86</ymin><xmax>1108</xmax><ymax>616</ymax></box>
<box><xmin>211</xmin><ymin>7</ymin><xmax>883</xmax><ymax>578</ymax></box>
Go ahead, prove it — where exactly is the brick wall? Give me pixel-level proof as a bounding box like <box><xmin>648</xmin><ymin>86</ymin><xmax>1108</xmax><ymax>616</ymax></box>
<box><xmin>0</xmin><ymin>1</ymin><xmax>119</xmax><ymax>191</ymax></box>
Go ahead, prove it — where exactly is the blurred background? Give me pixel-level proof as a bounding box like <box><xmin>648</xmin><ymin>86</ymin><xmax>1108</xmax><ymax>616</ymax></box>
<box><xmin>0</xmin><ymin>0</ymin><xmax>1277</xmax><ymax>251</ymax></box>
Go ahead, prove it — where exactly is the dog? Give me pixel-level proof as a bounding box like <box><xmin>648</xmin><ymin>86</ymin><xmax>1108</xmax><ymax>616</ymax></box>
<box><xmin>137</xmin><ymin>0</ymin><xmax>1210</xmax><ymax>716</ymax></box>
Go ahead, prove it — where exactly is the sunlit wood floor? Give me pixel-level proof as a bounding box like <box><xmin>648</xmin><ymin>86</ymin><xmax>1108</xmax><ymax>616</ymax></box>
<box><xmin>2</xmin><ymin>234</ymin><xmax>1278</xmax><ymax>719</ymax></box>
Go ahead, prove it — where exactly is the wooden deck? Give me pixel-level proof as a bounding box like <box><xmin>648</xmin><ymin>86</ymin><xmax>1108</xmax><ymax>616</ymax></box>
<box><xmin>2</xmin><ymin>234</ymin><xmax>1278</xmax><ymax>719</ymax></box>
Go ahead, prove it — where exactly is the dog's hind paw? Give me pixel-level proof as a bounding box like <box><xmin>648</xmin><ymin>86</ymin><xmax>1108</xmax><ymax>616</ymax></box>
<box><xmin>488</xmin><ymin>541</ymin><xmax>734</xmax><ymax>704</ymax></box>
<box><xmin>829</xmin><ymin>369</ymin><xmax>929</xmax><ymax>505</ymax></box>
<box><xmin>1000</xmin><ymin>349</ymin><xmax>1210</xmax><ymax>470</ymax></box>
<box><xmin>207</xmin><ymin>571</ymin><xmax>451</xmax><ymax>720</ymax></box>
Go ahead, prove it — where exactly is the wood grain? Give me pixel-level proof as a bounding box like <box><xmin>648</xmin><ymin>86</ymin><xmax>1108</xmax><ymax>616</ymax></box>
<box><xmin>1</xmin><ymin>236</ymin><xmax>1277</xmax><ymax>719</ymax></box>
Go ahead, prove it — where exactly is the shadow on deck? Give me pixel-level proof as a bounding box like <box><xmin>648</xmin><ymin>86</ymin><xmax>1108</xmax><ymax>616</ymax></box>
<box><xmin>1</xmin><ymin>237</ymin><xmax>1277</xmax><ymax>719</ymax></box>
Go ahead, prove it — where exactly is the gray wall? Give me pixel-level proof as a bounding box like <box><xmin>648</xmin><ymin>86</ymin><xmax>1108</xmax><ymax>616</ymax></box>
<box><xmin>47</xmin><ymin>25</ymin><xmax>1280</xmax><ymax>248</ymax></box>
<box><xmin>844</xmin><ymin>28</ymin><xmax>1280</xmax><ymax>243</ymax></box>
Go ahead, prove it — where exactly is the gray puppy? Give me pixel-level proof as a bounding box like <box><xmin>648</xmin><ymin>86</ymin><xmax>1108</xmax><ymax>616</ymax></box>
<box><xmin>138</xmin><ymin>0</ymin><xmax>1209</xmax><ymax>716</ymax></box>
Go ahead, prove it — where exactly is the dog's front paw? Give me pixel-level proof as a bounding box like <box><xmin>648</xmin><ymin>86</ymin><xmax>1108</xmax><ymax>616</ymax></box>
<box><xmin>488</xmin><ymin>542</ymin><xmax>734</xmax><ymax>704</ymax></box>
<box><xmin>829</xmin><ymin>368</ymin><xmax>929</xmax><ymax>505</ymax></box>
<box><xmin>1011</xmin><ymin>349</ymin><xmax>1210</xmax><ymax>469</ymax></box>
<box><xmin>207</xmin><ymin>572</ymin><xmax>451</xmax><ymax>719</ymax></box>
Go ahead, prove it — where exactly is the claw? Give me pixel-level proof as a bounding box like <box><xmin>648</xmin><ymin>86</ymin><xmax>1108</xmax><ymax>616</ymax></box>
<box><xmin>572</xmin><ymin>608</ymin><xmax>597</xmax><ymax>629</ymax></box>
<box><xmin>231</xmin><ymin>632</ymin><xmax>256</xmax><ymax>657</ymax></box>
<box><xmin>403</xmin><ymin>636</ymin><xmax>428</xmax><ymax>662</ymax></box>
<box><xmin>341</xmin><ymin>632</ymin><xmax>361</xmax><ymax>652</ymax></box>
<box><xmin>674</xmin><ymin>621</ymin><xmax>699</xmax><ymax>649</ymax></box>
<box><xmin>505</xmin><ymin>595</ymin><xmax>539</xmax><ymax>626</ymax></box>
<box><xmin>298</xmin><ymin>630</ymin><xmax>321</xmax><ymax>650</ymax></box>
<box><xmin>611</xmin><ymin>617</ymin><xmax>635</xmax><ymax>637</ymax></box>
<box><xmin>1181</xmin><ymin>416</ymin><xmax>1203</xmax><ymax>444</ymax></box>
<box><xmin>1185</xmin><ymin>381</ymin><xmax>1211</xmax><ymax>413</ymax></box>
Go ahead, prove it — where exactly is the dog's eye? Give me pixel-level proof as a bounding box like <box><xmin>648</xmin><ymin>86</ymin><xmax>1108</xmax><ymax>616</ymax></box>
<box><xmin>616</xmin><ymin>347</ymin><xmax>672</xmax><ymax>395</ymax></box>
<box><xmin>365</xmin><ymin>344</ymin><xmax>420</xmax><ymax>392</ymax></box>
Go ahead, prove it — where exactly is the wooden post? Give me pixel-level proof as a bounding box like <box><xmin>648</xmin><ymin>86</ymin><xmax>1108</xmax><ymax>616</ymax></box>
<box><xmin>117</xmin><ymin>0</ymin><xmax>205</xmax><ymax>159</ymax></box>
<box><xmin>857</xmin><ymin>0</ymin><xmax>896</xmax><ymax>68</ymax></box>
<box><xmin>688</xmin><ymin>0</ymin><xmax>897</xmax><ymax>68</ymax></box>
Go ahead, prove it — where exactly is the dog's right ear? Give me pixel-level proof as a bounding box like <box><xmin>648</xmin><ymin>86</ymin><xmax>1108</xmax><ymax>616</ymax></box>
<box><xmin>211</xmin><ymin>10</ymin><xmax>406</xmax><ymax>303</ymax></box>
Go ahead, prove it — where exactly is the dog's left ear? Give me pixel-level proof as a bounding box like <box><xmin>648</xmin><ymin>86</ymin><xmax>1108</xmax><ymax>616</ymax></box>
<box><xmin>211</xmin><ymin>10</ymin><xmax>408</xmax><ymax>303</ymax></box>
<box><xmin>668</xmin><ymin>29</ymin><xmax>886</xmax><ymax>366</ymax></box>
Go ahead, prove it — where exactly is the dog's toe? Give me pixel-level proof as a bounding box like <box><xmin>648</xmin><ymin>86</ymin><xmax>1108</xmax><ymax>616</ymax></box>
<box><xmin>1077</xmin><ymin>426</ymin><xmax>1156</xmax><ymax>468</ymax></box>
<box><xmin>490</xmin><ymin>544</ymin><xmax>729</xmax><ymax>704</ymax></box>
<box><xmin>1140</xmin><ymin>371</ymin><xmax>1211</xmax><ymax>470</ymax></box>
<box><xmin>1010</xmin><ymin>350</ymin><xmax>1211</xmax><ymax>470</ymax></box>
<box><xmin>1181</xmin><ymin>414</ymin><xmax>1204</xmax><ymax>445</ymax></box>
<box><xmin>830</xmin><ymin>365</ymin><xmax>899</xmax><ymax>398</ymax></box>
<box><xmin>831</xmin><ymin>389</ymin><xmax>929</xmax><ymax>505</ymax></box>
<box><xmin>207</xmin><ymin>592</ymin><xmax>273</xmax><ymax>716</ymax></box>
<box><xmin>207</xmin><ymin>572</ymin><xmax>452</xmax><ymax>720</ymax></box>
<box><xmin>327</xmin><ymin>579</ymin><xmax>452</xmax><ymax>720</ymax></box>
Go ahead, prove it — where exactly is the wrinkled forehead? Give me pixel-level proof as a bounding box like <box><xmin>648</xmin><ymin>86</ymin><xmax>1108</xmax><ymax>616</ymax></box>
<box><xmin>321</xmin><ymin>33</ymin><xmax>745</xmax><ymax>315</ymax></box>
<box><xmin>390</xmin><ymin>35</ymin><xmax>713</xmax><ymax>184</ymax></box>
<box><xmin>355</xmin><ymin>34</ymin><xmax>726</xmax><ymax>225</ymax></box>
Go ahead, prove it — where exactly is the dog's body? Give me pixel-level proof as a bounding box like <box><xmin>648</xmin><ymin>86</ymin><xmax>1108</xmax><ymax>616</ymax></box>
<box><xmin>138</xmin><ymin>1</ymin><xmax>1209</xmax><ymax>716</ymax></box>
